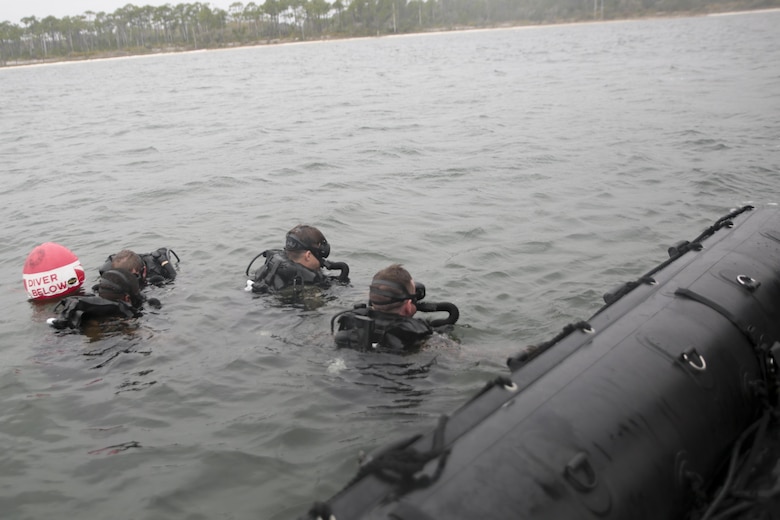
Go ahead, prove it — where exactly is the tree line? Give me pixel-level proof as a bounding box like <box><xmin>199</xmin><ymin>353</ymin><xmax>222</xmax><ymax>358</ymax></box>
<box><xmin>1</xmin><ymin>0</ymin><xmax>777</xmax><ymax>66</ymax></box>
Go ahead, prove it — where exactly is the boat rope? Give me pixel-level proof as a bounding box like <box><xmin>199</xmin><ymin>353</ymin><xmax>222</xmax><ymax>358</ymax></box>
<box><xmin>597</xmin><ymin>205</ymin><xmax>755</xmax><ymax>312</ymax></box>
<box><xmin>348</xmin><ymin>415</ymin><xmax>451</xmax><ymax>492</ymax></box>
<box><xmin>507</xmin><ymin>321</ymin><xmax>593</xmax><ymax>371</ymax></box>
<box><xmin>685</xmin><ymin>468</ymin><xmax>708</xmax><ymax>513</ymax></box>
<box><xmin>463</xmin><ymin>376</ymin><xmax>518</xmax><ymax>405</ymax></box>
<box><xmin>602</xmin><ymin>275</ymin><xmax>657</xmax><ymax>306</ymax></box>
<box><xmin>687</xmin><ymin>205</ymin><xmax>755</xmax><ymax>247</ymax></box>
<box><xmin>698</xmin><ymin>411</ymin><xmax>774</xmax><ymax>520</ymax></box>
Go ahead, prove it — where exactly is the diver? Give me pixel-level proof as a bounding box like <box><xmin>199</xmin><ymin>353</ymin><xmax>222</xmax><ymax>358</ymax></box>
<box><xmin>331</xmin><ymin>264</ymin><xmax>459</xmax><ymax>352</ymax></box>
<box><xmin>47</xmin><ymin>268</ymin><xmax>159</xmax><ymax>330</ymax></box>
<box><xmin>245</xmin><ymin>224</ymin><xmax>350</xmax><ymax>295</ymax></box>
<box><xmin>99</xmin><ymin>248</ymin><xmax>179</xmax><ymax>287</ymax></box>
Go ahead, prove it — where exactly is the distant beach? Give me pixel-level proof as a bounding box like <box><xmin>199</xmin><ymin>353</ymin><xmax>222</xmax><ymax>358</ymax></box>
<box><xmin>3</xmin><ymin>7</ymin><xmax>779</xmax><ymax>70</ymax></box>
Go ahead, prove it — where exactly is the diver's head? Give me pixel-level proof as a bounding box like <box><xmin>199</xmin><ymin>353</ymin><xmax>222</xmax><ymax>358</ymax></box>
<box><xmin>98</xmin><ymin>268</ymin><xmax>143</xmax><ymax>308</ymax></box>
<box><xmin>111</xmin><ymin>249</ymin><xmax>147</xmax><ymax>286</ymax></box>
<box><xmin>369</xmin><ymin>264</ymin><xmax>424</xmax><ymax>317</ymax></box>
<box><xmin>285</xmin><ymin>224</ymin><xmax>330</xmax><ymax>270</ymax></box>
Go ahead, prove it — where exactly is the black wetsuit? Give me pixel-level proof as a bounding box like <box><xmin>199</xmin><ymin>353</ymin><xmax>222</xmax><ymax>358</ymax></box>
<box><xmin>48</xmin><ymin>295</ymin><xmax>140</xmax><ymax>329</ymax></box>
<box><xmin>248</xmin><ymin>249</ymin><xmax>330</xmax><ymax>294</ymax></box>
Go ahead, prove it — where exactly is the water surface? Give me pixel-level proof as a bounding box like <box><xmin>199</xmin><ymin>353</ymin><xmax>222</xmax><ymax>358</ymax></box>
<box><xmin>1</xmin><ymin>11</ymin><xmax>779</xmax><ymax>519</ymax></box>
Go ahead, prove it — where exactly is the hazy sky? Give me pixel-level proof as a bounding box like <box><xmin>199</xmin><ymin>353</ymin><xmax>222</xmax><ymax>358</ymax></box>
<box><xmin>1</xmin><ymin>1</ymin><xmax>235</xmax><ymax>24</ymax></box>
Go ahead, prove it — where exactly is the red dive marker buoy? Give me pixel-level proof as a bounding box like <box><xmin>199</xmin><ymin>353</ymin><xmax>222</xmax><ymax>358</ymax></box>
<box><xmin>23</xmin><ymin>242</ymin><xmax>86</xmax><ymax>300</ymax></box>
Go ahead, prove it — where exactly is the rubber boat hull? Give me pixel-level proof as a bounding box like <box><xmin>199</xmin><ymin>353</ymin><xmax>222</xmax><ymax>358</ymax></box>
<box><xmin>301</xmin><ymin>205</ymin><xmax>780</xmax><ymax>520</ymax></box>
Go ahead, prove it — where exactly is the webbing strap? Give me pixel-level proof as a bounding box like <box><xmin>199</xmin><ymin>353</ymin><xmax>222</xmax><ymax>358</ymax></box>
<box><xmin>674</xmin><ymin>288</ymin><xmax>762</xmax><ymax>347</ymax></box>
<box><xmin>674</xmin><ymin>288</ymin><xmax>779</xmax><ymax>404</ymax></box>
<box><xmin>350</xmin><ymin>415</ymin><xmax>451</xmax><ymax>493</ymax></box>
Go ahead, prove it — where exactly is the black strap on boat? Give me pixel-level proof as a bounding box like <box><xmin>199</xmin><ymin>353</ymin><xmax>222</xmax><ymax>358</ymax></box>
<box><xmin>674</xmin><ymin>287</ymin><xmax>778</xmax><ymax>405</ymax></box>
<box><xmin>674</xmin><ymin>288</ymin><xmax>763</xmax><ymax>347</ymax></box>
<box><xmin>349</xmin><ymin>415</ymin><xmax>451</xmax><ymax>493</ymax></box>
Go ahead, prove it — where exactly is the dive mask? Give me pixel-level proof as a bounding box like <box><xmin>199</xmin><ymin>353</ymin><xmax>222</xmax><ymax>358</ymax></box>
<box><xmin>285</xmin><ymin>233</ymin><xmax>331</xmax><ymax>260</ymax></box>
<box><xmin>369</xmin><ymin>280</ymin><xmax>426</xmax><ymax>305</ymax></box>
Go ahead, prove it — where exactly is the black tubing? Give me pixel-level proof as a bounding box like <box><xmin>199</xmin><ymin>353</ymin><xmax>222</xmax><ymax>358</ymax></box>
<box><xmin>416</xmin><ymin>301</ymin><xmax>459</xmax><ymax>327</ymax></box>
<box><xmin>245</xmin><ymin>252</ymin><xmax>267</xmax><ymax>277</ymax></box>
<box><xmin>322</xmin><ymin>259</ymin><xmax>350</xmax><ymax>282</ymax></box>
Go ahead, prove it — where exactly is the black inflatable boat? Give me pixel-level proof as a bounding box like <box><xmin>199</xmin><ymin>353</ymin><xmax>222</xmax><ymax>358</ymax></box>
<box><xmin>301</xmin><ymin>205</ymin><xmax>780</xmax><ymax>520</ymax></box>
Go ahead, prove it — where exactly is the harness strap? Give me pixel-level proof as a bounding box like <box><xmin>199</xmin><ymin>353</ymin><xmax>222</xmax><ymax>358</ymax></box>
<box><xmin>263</xmin><ymin>254</ymin><xmax>283</xmax><ymax>288</ymax></box>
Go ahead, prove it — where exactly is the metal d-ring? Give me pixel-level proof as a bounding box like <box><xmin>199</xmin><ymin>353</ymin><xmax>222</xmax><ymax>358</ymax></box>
<box><xmin>736</xmin><ymin>274</ymin><xmax>760</xmax><ymax>292</ymax></box>
<box><xmin>564</xmin><ymin>452</ymin><xmax>598</xmax><ymax>492</ymax></box>
<box><xmin>681</xmin><ymin>348</ymin><xmax>707</xmax><ymax>371</ymax></box>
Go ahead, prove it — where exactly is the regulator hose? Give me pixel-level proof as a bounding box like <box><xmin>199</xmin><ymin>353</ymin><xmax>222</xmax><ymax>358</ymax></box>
<box><xmin>245</xmin><ymin>251</ymin><xmax>269</xmax><ymax>277</ymax></box>
<box><xmin>416</xmin><ymin>301</ymin><xmax>459</xmax><ymax>327</ymax></box>
<box><xmin>321</xmin><ymin>259</ymin><xmax>350</xmax><ymax>282</ymax></box>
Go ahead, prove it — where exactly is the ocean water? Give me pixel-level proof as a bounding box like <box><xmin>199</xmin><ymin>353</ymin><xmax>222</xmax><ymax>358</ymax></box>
<box><xmin>1</xmin><ymin>10</ymin><xmax>779</xmax><ymax>519</ymax></box>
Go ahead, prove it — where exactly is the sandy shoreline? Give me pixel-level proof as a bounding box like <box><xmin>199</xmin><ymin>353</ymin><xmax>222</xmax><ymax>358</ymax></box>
<box><xmin>2</xmin><ymin>7</ymin><xmax>778</xmax><ymax>71</ymax></box>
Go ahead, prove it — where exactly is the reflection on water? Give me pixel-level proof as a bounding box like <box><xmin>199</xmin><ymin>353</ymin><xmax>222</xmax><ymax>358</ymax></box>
<box><xmin>353</xmin><ymin>357</ymin><xmax>438</xmax><ymax>410</ymax></box>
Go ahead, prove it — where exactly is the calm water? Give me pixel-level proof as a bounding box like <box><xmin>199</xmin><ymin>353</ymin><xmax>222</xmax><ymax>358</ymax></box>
<box><xmin>1</xmin><ymin>11</ymin><xmax>780</xmax><ymax>519</ymax></box>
